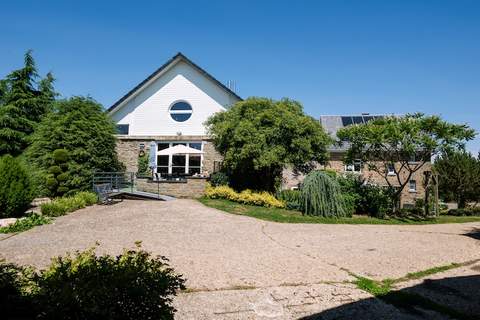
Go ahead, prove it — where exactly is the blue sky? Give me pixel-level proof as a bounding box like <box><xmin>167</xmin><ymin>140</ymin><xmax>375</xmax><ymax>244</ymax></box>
<box><xmin>1</xmin><ymin>0</ymin><xmax>479</xmax><ymax>153</ymax></box>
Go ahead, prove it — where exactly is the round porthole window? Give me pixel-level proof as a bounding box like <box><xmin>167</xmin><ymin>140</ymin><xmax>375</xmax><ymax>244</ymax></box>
<box><xmin>169</xmin><ymin>101</ymin><xmax>192</xmax><ymax>122</ymax></box>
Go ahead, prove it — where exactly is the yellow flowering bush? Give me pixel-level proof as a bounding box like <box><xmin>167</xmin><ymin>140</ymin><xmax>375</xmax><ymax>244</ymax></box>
<box><xmin>205</xmin><ymin>184</ymin><xmax>285</xmax><ymax>208</ymax></box>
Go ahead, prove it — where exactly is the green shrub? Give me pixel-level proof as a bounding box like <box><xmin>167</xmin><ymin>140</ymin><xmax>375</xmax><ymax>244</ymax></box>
<box><xmin>0</xmin><ymin>245</ymin><xmax>185</xmax><ymax>320</ymax></box>
<box><xmin>0</xmin><ymin>214</ymin><xmax>52</xmax><ymax>233</ymax></box>
<box><xmin>27</xmin><ymin>97</ymin><xmax>123</xmax><ymax>195</ymax></box>
<box><xmin>447</xmin><ymin>207</ymin><xmax>480</xmax><ymax>216</ymax></box>
<box><xmin>138</xmin><ymin>153</ymin><xmax>149</xmax><ymax>175</ymax></box>
<box><xmin>46</xmin><ymin>149</ymin><xmax>70</xmax><ymax>196</ymax></box>
<box><xmin>205</xmin><ymin>185</ymin><xmax>285</xmax><ymax>208</ymax></box>
<box><xmin>33</xmin><ymin>244</ymin><xmax>185</xmax><ymax>320</ymax></box>
<box><xmin>41</xmin><ymin>192</ymin><xmax>97</xmax><ymax>217</ymax></box>
<box><xmin>396</xmin><ymin>207</ymin><xmax>424</xmax><ymax>217</ymax></box>
<box><xmin>277</xmin><ymin>189</ymin><xmax>302</xmax><ymax>210</ymax></box>
<box><xmin>209</xmin><ymin>171</ymin><xmax>230</xmax><ymax>187</ymax></box>
<box><xmin>0</xmin><ymin>260</ymin><xmax>35</xmax><ymax>319</ymax></box>
<box><xmin>337</xmin><ymin>174</ymin><xmax>393</xmax><ymax>218</ymax></box>
<box><xmin>301</xmin><ymin>170</ymin><xmax>348</xmax><ymax>217</ymax></box>
<box><xmin>0</xmin><ymin>155</ymin><xmax>35</xmax><ymax>218</ymax></box>
<box><xmin>341</xmin><ymin>193</ymin><xmax>357</xmax><ymax>217</ymax></box>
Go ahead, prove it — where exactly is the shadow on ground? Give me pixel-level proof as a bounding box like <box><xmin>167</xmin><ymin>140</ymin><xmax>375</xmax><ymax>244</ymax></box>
<box><xmin>463</xmin><ymin>227</ymin><xmax>480</xmax><ymax>240</ymax></box>
<box><xmin>301</xmin><ymin>275</ymin><xmax>480</xmax><ymax>320</ymax></box>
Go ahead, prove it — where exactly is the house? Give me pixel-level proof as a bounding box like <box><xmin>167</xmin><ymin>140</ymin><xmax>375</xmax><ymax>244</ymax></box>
<box><xmin>283</xmin><ymin>114</ymin><xmax>431</xmax><ymax>206</ymax></box>
<box><xmin>108</xmin><ymin>53</ymin><xmax>241</xmax><ymax>197</ymax></box>
<box><xmin>109</xmin><ymin>53</ymin><xmax>428</xmax><ymax>204</ymax></box>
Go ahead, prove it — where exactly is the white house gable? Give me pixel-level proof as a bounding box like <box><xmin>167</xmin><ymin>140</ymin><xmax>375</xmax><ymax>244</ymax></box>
<box><xmin>109</xmin><ymin>55</ymin><xmax>240</xmax><ymax>137</ymax></box>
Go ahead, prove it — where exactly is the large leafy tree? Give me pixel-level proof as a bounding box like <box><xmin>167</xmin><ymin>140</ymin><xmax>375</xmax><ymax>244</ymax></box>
<box><xmin>27</xmin><ymin>96</ymin><xmax>123</xmax><ymax>195</ymax></box>
<box><xmin>434</xmin><ymin>150</ymin><xmax>480</xmax><ymax>208</ymax></box>
<box><xmin>337</xmin><ymin>113</ymin><xmax>475</xmax><ymax>210</ymax></box>
<box><xmin>206</xmin><ymin>97</ymin><xmax>332</xmax><ymax>191</ymax></box>
<box><xmin>0</xmin><ymin>50</ymin><xmax>55</xmax><ymax>156</ymax></box>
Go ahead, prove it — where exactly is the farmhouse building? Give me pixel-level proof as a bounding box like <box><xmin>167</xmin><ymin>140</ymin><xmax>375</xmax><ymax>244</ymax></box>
<box><xmin>109</xmin><ymin>53</ymin><xmax>429</xmax><ymax>204</ymax></box>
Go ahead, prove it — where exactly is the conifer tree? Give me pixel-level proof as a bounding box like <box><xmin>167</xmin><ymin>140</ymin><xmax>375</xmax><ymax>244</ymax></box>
<box><xmin>0</xmin><ymin>50</ymin><xmax>55</xmax><ymax>156</ymax></box>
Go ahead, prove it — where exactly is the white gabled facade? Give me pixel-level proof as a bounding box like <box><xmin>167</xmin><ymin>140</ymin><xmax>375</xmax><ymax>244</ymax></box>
<box><xmin>109</xmin><ymin>54</ymin><xmax>240</xmax><ymax>137</ymax></box>
<box><xmin>109</xmin><ymin>53</ymin><xmax>241</xmax><ymax>176</ymax></box>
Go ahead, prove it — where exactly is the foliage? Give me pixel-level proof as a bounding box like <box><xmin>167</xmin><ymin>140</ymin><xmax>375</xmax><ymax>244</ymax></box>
<box><xmin>205</xmin><ymin>184</ymin><xmax>285</xmax><ymax>208</ymax></box>
<box><xmin>45</xmin><ymin>149</ymin><xmax>71</xmax><ymax>196</ymax></box>
<box><xmin>0</xmin><ymin>213</ymin><xmax>51</xmax><ymax>234</ymax></box>
<box><xmin>41</xmin><ymin>192</ymin><xmax>97</xmax><ymax>217</ymax></box>
<box><xmin>447</xmin><ymin>207</ymin><xmax>480</xmax><ymax>216</ymax></box>
<box><xmin>277</xmin><ymin>189</ymin><xmax>302</xmax><ymax>210</ymax></box>
<box><xmin>0</xmin><ymin>245</ymin><xmax>185</xmax><ymax>320</ymax></box>
<box><xmin>354</xmin><ymin>276</ymin><xmax>393</xmax><ymax>296</ymax></box>
<box><xmin>200</xmin><ymin>198</ymin><xmax>480</xmax><ymax>224</ymax></box>
<box><xmin>137</xmin><ymin>153</ymin><xmax>149</xmax><ymax>175</ymax></box>
<box><xmin>300</xmin><ymin>170</ymin><xmax>348</xmax><ymax>217</ymax></box>
<box><xmin>337</xmin><ymin>174</ymin><xmax>394</xmax><ymax>218</ymax></box>
<box><xmin>27</xmin><ymin>96</ymin><xmax>123</xmax><ymax>194</ymax></box>
<box><xmin>0</xmin><ymin>259</ymin><xmax>35</xmax><ymax>319</ymax></box>
<box><xmin>0</xmin><ymin>50</ymin><xmax>55</xmax><ymax>156</ymax></box>
<box><xmin>0</xmin><ymin>155</ymin><xmax>35</xmax><ymax>218</ymax></box>
<box><xmin>434</xmin><ymin>150</ymin><xmax>480</xmax><ymax>208</ymax></box>
<box><xmin>209</xmin><ymin>171</ymin><xmax>230</xmax><ymax>187</ymax></box>
<box><xmin>206</xmin><ymin>97</ymin><xmax>332</xmax><ymax>191</ymax></box>
<box><xmin>337</xmin><ymin>113</ymin><xmax>476</xmax><ymax>210</ymax></box>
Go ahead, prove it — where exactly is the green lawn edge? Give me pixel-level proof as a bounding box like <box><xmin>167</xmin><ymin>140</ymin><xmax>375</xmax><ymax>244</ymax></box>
<box><xmin>198</xmin><ymin>197</ymin><xmax>480</xmax><ymax>225</ymax></box>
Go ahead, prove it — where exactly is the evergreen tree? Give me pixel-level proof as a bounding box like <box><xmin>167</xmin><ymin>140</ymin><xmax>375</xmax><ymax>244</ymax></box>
<box><xmin>0</xmin><ymin>50</ymin><xmax>55</xmax><ymax>156</ymax></box>
<box><xmin>27</xmin><ymin>96</ymin><xmax>123</xmax><ymax>195</ymax></box>
<box><xmin>434</xmin><ymin>150</ymin><xmax>480</xmax><ymax>208</ymax></box>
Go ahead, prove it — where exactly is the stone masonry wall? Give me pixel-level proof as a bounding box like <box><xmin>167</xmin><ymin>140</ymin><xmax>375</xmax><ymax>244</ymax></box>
<box><xmin>136</xmin><ymin>177</ymin><xmax>207</xmax><ymax>198</ymax></box>
<box><xmin>115</xmin><ymin>136</ymin><xmax>220</xmax><ymax>174</ymax></box>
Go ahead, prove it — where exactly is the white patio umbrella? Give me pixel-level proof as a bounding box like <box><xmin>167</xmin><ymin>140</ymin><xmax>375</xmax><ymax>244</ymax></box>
<box><xmin>157</xmin><ymin>144</ymin><xmax>203</xmax><ymax>155</ymax></box>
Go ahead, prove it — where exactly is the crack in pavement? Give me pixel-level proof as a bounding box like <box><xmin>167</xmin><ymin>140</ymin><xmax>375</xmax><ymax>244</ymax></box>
<box><xmin>260</xmin><ymin>223</ymin><xmax>356</xmax><ymax>277</ymax></box>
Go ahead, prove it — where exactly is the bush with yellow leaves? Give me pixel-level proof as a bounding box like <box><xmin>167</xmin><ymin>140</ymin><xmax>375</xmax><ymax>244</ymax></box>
<box><xmin>205</xmin><ymin>184</ymin><xmax>285</xmax><ymax>208</ymax></box>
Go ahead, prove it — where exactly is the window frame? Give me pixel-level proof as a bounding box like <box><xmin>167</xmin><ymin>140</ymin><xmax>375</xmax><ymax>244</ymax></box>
<box><xmin>387</xmin><ymin>163</ymin><xmax>396</xmax><ymax>176</ymax></box>
<box><xmin>345</xmin><ymin>159</ymin><xmax>362</xmax><ymax>173</ymax></box>
<box><xmin>409</xmin><ymin>179</ymin><xmax>417</xmax><ymax>192</ymax></box>
<box><xmin>155</xmin><ymin>141</ymin><xmax>203</xmax><ymax>175</ymax></box>
<box><xmin>116</xmin><ymin>124</ymin><xmax>129</xmax><ymax>135</ymax></box>
<box><xmin>169</xmin><ymin>100</ymin><xmax>193</xmax><ymax>123</ymax></box>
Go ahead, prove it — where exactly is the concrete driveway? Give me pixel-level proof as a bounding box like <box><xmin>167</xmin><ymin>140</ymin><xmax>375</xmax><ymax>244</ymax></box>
<box><xmin>0</xmin><ymin>199</ymin><xmax>479</xmax><ymax>319</ymax></box>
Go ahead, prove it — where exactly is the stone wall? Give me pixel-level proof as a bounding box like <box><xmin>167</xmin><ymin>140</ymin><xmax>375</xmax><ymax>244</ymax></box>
<box><xmin>136</xmin><ymin>177</ymin><xmax>207</xmax><ymax>198</ymax></box>
<box><xmin>115</xmin><ymin>135</ymin><xmax>220</xmax><ymax>174</ymax></box>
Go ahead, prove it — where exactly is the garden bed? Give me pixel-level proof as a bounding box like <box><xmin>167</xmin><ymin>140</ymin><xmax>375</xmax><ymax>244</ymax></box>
<box><xmin>199</xmin><ymin>198</ymin><xmax>480</xmax><ymax>225</ymax></box>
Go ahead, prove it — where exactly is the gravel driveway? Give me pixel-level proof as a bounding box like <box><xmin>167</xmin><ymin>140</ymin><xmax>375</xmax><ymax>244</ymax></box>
<box><xmin>1</xmin><ymin>199</ymin><xmax>479</xmax><ymax>319</ymax></box>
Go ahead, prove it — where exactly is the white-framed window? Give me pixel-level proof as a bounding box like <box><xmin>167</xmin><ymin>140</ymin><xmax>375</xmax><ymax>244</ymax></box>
<box><xmin>387</xmin><ymin>163</ymin><xmax>396</xmax><ymax>176</ymax></box>
<box><xmin>345</xmin><ymin>160</ymin><xmax>362</xmax><ymax>173</ymax></box>
<box><xmin>409</xmin><ymin>179</ymin><xmax>417</xmax><ymax>192</ymax></box>
<box><xmin>169</xmin><ymin>101</ymin><xmax>193</xmax><ymax>122</ymax></box>
<box><xmin>156</xmin><ymin>141</ymin><xmax>203</xmax><ymax>175</ymax></box>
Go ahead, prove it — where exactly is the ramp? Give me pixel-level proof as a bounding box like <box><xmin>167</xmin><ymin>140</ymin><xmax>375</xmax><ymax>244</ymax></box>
<box><xmin>92</xmin><ymin>172</ymin><xmax>174</xmax><ymax>202</ymax></box>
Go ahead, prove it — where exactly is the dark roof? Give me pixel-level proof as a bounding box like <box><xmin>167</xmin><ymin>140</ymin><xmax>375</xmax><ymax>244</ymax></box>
<box><xmin>108</xmin><ymin>52</ymin><xmax>242</xmax><ymax>113</ymax></box>
<box><xmin>319</xmin><ymin>114</ymin><xmax>391</xmax><ymax>152</ymax></box>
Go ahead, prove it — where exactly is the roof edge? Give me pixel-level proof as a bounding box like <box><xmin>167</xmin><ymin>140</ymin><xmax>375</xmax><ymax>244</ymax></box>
<box><xmin>108</xmin><ymin>52</ymin><xmax>242</xmax><ymax>113</ymax></box>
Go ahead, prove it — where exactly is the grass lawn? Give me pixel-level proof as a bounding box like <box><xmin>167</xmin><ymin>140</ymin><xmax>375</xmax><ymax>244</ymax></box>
<box><xmin>199</xmin><ymin>198</ymin><xmax>480</xmax><ymax>225</ymax></box>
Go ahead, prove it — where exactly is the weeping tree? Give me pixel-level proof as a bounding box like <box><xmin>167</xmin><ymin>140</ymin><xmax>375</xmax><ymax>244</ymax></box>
<box><xmin>301</xmin><ymin>170</ymin><xmax>348</xmax><ymax>217</ymax></box>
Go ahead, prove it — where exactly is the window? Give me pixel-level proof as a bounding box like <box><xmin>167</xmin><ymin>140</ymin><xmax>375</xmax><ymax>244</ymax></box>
<box><xmin>409</xmin><ymin>179</ymin><xmax>417</xmax><ymax>192</ymax></box>
<box><xmin>169</xmin><ymin>101</ymin><xmax>192</xmax><ymax>122</ymax></box>
<box><xmin>188</xmin><ymin>155</ymin><xmax>201</xmax><ymax>174</ymax></box>
<box><xmin>172</xmin><ymin>155</ymin><xmax>186</xmax><ymax>174</ymax></box>
<box><xmin>116</xmin><ymin>124</ymin><xmax>129</xmax><ymax>135</ymax></box>
<box><xmin>155</xmin><ymin>141</ymin><xmax>203</xmax><ymax>175</ymax></box>
<box><xmin>387</xmin><ymin>163</ymin><xmax>395</xmax><ymax>175</ymax></box>
<box><xmin>345</xmin><ymin>160</ymin><xmax>362</xmax><ymax>173</ymax></box>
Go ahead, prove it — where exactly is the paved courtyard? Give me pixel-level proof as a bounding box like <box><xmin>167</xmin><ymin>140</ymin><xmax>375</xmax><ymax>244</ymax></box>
<box><xmin>0</xmin><ymin>199</ymin><xmax>479</xmax><ymax>319</ymax></box>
